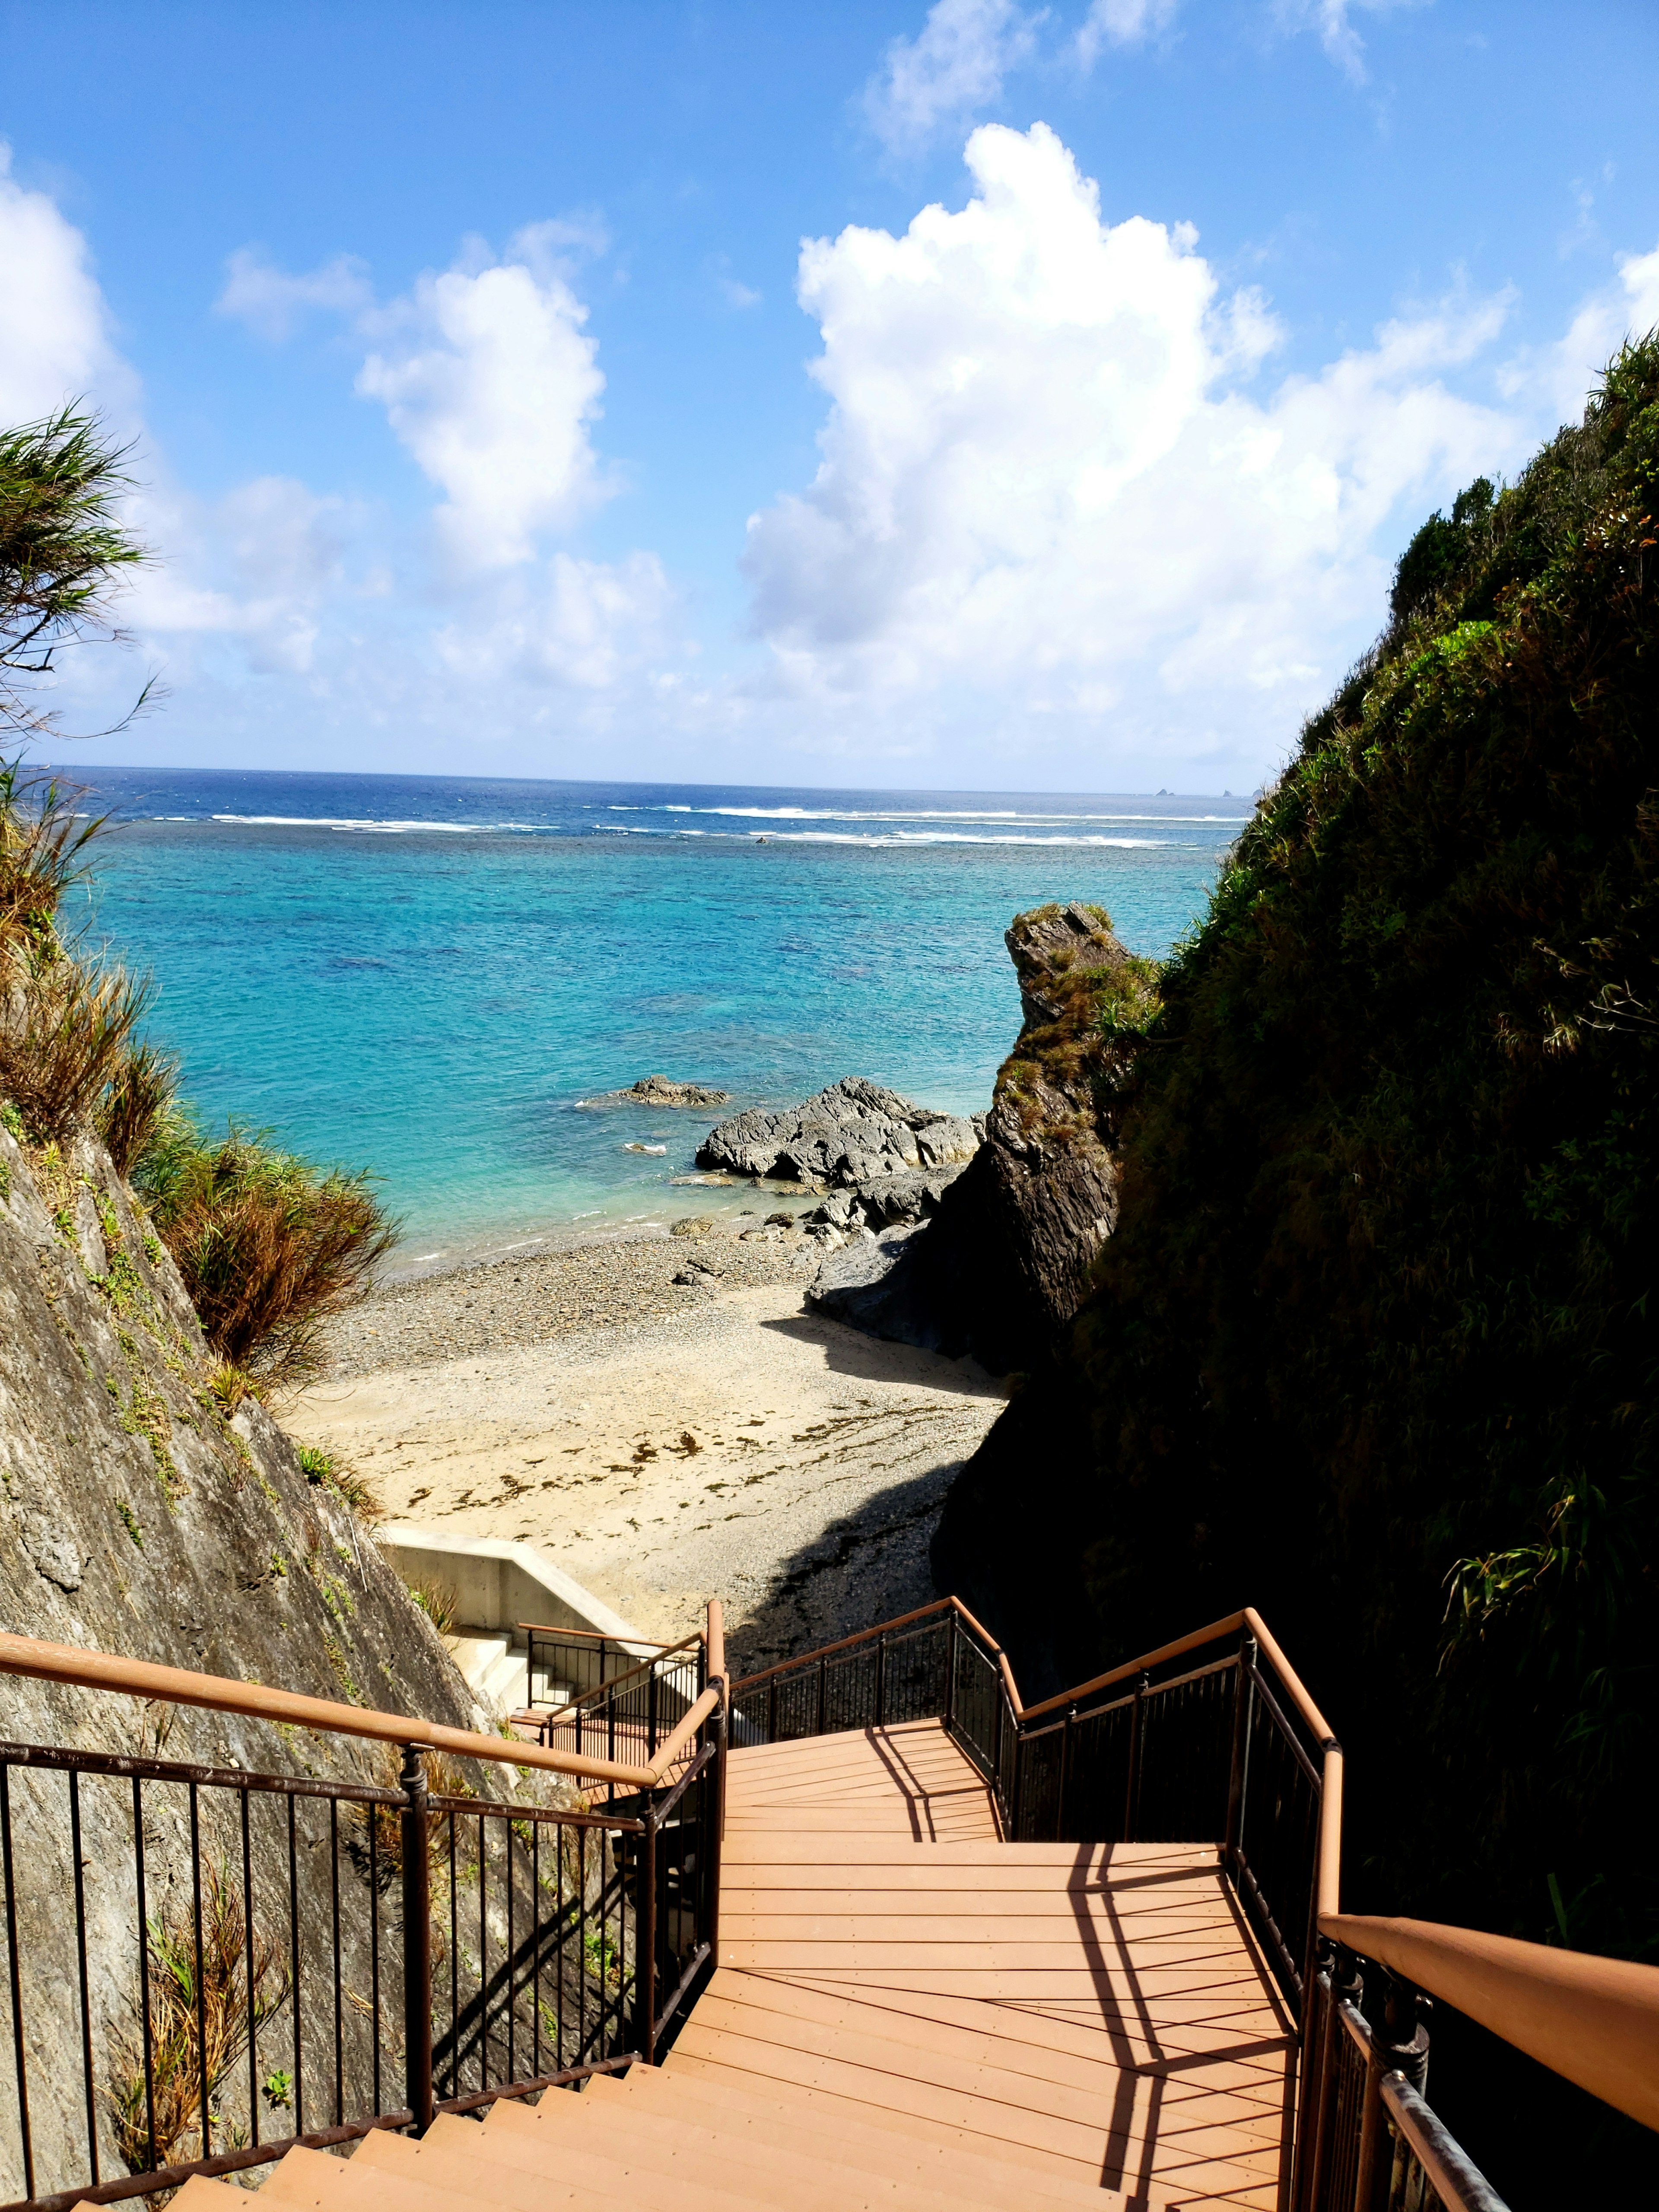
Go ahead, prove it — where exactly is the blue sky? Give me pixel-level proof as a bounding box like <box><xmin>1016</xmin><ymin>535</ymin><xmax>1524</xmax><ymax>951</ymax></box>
<box><xmin>3</xmin><ymin>0</ymin><xmax>1657</xmax><ymax>792</ymax></box>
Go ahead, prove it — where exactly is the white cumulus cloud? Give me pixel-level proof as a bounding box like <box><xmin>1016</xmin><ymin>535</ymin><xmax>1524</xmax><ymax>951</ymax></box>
<box><xmin>0</xmin><ymin>145</ymin><xmax>133</xmax><ymax>424</ymax></box>
<box><xmin>356</xmin><ymin>245</ymin><xmax>611</xmax><ymax>570</ymax></box>
<box><xmin>742</xmin><ymin>122</ymin><xmax>1526</xmax><ymax>780</ymax></box>
<box><xmin>864</xmin><ymin>0</ymin><xmax>1039</xmax><ymax>156</ymax></box>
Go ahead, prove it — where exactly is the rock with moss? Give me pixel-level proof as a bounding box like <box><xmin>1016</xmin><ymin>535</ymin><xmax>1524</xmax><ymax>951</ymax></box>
<box><xmin>808</xmin><ymin>902</ymin><xmax>1159</xmax><ymax>1372</ymax></box>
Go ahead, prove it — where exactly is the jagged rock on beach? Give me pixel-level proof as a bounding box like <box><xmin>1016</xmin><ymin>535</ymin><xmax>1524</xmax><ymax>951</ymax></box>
<box><xmin>670</xmin><ymin>1215</ymin><xmax>716</xmax><ymax>1237</ymax></box>
<box><xmin>584</xmin><ymin>1074</ymin><xmax>732</xmax><ymax>1109</ymax></box>
<box><xmin>697</xmin><ymin>1074</ymin><xmax>979</xmax><ymax>1186</ymax></box>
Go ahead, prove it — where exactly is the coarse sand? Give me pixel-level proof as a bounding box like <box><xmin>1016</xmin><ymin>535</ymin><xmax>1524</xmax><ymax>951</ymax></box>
<box><xmin>283</xmin><ymin>1227</ymin><xmax>1007</xmax><ymax>1672</ymax></box>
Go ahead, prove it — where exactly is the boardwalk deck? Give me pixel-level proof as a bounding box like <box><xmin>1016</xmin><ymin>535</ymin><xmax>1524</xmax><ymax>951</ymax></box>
<box><xmin>664</xmin><ymin>1718</ymin><xmax>1294</xmax><ymax>2209</ymax></box>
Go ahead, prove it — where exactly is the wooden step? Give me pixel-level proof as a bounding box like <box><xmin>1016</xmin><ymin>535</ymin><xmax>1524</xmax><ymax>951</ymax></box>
<box><xmin>495</xmin><ymin>2079</ymin><xmax>1094</xmax><ymax>2212</ymax></box>
<box><xmin>604</xmin><ymin>2064</ymin><xmax>1128</xmax><ymax>2210</ymax></box>
<box><xmin>261</xmin><ymin>2141</ymin><xmax>492</xmax><ymax>2212</ymax></box>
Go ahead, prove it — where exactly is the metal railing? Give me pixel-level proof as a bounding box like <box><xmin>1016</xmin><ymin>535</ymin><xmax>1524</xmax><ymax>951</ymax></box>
<box><xmin>518</xmin><ymin>1631</ymin><xmax>705</xmax><ymax>1789</ymax></box>
<box><xmin>0</xmin><ymin>1609</ymin><xmax>728</xmax><ymax>2211</ymax></box>
<box><xmin>727</xmin><ymin>1596</ymin><xmax>1545</xmax><ymax>2212</ymax></box>
<box><xmin>519</xmin><ymin>1624</ymin><xmax>671</xmax><ymax>1710</ymax></box>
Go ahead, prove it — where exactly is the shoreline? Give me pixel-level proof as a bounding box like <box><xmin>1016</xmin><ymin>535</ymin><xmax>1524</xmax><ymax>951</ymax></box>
<box><xmin>290</xmin><ymin>1220</ymin><xmax>1007</xmax><ymax>1668</ymax></box>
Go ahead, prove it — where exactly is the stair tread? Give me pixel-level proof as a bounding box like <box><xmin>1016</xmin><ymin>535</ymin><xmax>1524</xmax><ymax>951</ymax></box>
<box><xmin>584</xmin><ymin>2067</ymin><xmax>1125</xmax><ymax>2209</ymax></box>
<box><xmin>488</xmin><ymin>2088</ymin><xmax>1083</xmax><ymax>2212</ymax></box>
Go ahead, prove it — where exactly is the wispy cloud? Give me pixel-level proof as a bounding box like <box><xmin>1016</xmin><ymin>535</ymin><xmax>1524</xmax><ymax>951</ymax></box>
<box><xmin>1273</xmin><ymin>0</ymin><xmax>1422</xmax><ymax>86</ymax></box>
<box><xmin>1075</xmin><ymin>0</ymin><xmax>1177</xmax><ymax>70</ymax></box>
<box><xmin>864</xmin><ymin>0</ymin><xmax>1040</xmax><ymax>157</ymax></box>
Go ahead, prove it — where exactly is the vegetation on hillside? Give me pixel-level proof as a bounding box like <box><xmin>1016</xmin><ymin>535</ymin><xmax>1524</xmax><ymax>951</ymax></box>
<box><xmin>946</xmin><ymin>333</ymin><xmax>1659</xmax><ymax>2194</ymax></box>
<box><xmin>0</xmin><ymin>409</ymin><xmax>395</xmax><ymax>1389</ymax></box>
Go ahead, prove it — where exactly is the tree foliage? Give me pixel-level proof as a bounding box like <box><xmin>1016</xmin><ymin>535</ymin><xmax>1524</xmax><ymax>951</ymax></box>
<box><xmin>0</xmin><ymin>405</ymin><xmax>153</xmax><ymax>742</ymax></box>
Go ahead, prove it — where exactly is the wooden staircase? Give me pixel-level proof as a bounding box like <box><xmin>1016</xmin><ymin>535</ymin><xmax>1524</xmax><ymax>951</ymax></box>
<box><xmin>173</xmin><ymin>1717</ymin><xmax>1290</xmax><ymax>2212</ymax></box>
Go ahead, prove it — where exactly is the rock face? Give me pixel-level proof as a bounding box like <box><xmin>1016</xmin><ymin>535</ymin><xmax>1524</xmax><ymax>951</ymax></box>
<box><xmin>585</xmin><ymin>1074</ymin><xmax>732</xmax><ymax>1107</ymax></box>
<box><xmin>698</xmin><ymin>1076</ymin><xmax>979</xmax><ymax>1186</ymax></box>
<box><xmin>0</xmin><ymin>1120</ymin><xmax>567</xmax><ymax>2192</ymax></box>
<box><xmin>808</xmin><ymin>904</ymin><xmax>1158</xmax><ymax>1376</ymax></box>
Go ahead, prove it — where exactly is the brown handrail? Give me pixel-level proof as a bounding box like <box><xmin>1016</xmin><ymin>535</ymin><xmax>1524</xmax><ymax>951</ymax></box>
<box><xmin>1322</xmin><ymin>1912</ymin><xmax>1659</xmax><ymax>2136</ymax></box>
<box><xmin>0</xmin><ymin>1623</ymin><xmax>718</xmax><ymax>1793</ymax></box>
<box><xmin>515</xmin><ymin>1622</ymin><xmax>672</xmax><ymax>1649</ymax></box>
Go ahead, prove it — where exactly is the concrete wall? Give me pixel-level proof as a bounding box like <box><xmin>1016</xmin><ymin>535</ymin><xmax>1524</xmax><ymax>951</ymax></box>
<box><xmin>375</xmin><ymin>1524</ymin><xmax>651</xmax><ymax>1655</ymax></box>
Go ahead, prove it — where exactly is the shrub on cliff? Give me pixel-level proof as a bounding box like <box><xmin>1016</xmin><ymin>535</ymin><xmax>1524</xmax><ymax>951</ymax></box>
<box><xmin>133</xmin><ymin>1112</ymin><xmax>398</xmax><ymax>1391</ymax></box>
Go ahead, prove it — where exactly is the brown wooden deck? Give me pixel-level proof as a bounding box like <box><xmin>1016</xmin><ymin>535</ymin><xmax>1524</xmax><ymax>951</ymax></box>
<box><xmin>663</xmin><ymin>1718</ymin><xmax>1295</xmax><ymax>2209</ymax></box>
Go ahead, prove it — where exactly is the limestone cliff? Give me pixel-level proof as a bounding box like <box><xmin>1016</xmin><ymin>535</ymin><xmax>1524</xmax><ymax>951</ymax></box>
<box><xmin>809</xmin><ymin>903</ymin><xmax>1158</xmax><ymax>1376</ymax></box>
<box><xmin>0</xmin><ymin>1118</ymin><xmax>556</xmax><ymax>2191</ymax></box>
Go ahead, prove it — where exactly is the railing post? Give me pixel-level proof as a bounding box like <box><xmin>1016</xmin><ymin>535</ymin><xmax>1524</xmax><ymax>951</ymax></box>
<box><xmin>1224</xmin><ymin>1633</ymin><xmax>1256</xmax><ymax>1879</ymax></box>
<box><xmin>1123</xmin><ymin>1671</ymin><xmax>1149</xmax><ymax>1843</ymax></box>
<box><xmin>817</xmin><ymin>1651</ymin><xmax>828</xmax><ymax>1736</ymax></box>
<box><xmin>707</xmin><ymin>1703</ymin><xmax>726</xmax><ymax>1970</ymax></box>
<box><xmin>648</xmin><ymin>1661</ymin><xmax>660</xmax><ymax>1760</ymax></box>
<box><xmin>874</xmin><ymin>1631</ymin><xmax>888</xmax><ymax>1729</ymax></box>
<box><xmin>638</xmin><ymin>1809</ymin><xmax>659</xmax><ymax>2066</ymax></box>
<box><xmin>943</xmin><ymin>1612</ymin><xmax>958</xmax><ymax>1736</ymax></box>
<box><xmin>1011</xmin><ymin>1726</ymin><xmax>1026</xmax><ymax>1842</ymax></box>
<box><xmin>992</xmin><ymin>1677</ymin><xmax>1004</xmax><ymax>1809</ymax></box>
<box><xmin>1357</xmin><ymin>1970</ymin><xmax>1431</xmax><ymax>2210</ymax></box>
<box><xmin>398</xmin><ymin>1744</ymin><xmax>435</xmax><ymax>2136</ymax></box>
<box><xmin>768</xmin><ymin>1672</ymin><xmax>778</xmax><ymax>1743</ymax></box>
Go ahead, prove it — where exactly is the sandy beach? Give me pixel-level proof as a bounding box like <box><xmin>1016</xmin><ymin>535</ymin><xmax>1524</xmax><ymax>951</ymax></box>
<box><xmin>283</xmin><ymin>1224</ymin><xmax>1007</xmax><ymax>1672</ymax></box>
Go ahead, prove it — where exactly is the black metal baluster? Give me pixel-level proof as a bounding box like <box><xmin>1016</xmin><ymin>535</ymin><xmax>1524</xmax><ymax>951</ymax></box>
<box><xmin>577</xmin><ymin>1827</ymin><xmax>587</xmax><ymax>2062</ymax></box>
<box><xmin>944</xmin><ymin>1612</ymin><xmax>958</xmax><ymax>1736</ymax></box>
<box><xmin>132</xmin><ymin>1774</ymin><xmax>156</xmax><ymax>2179</ymax></box>
<box><xmin>531</xmin><ymin>1817</ymin><xmax>541</xmax><ymax>2082</ymax></box>
<box><xmin>287</xmin><ymin>1791</ymin><xmax>303</xmax><ymax>2137</ymax></box>
<box><xmin>1224</xmin><ymin>1637</ymin><xmax>1255</xmax><ymax>1881</ymax></box>
<box><xmin>816</xmin><ymin>1652</ymin><xmax>827</xmax><ymax>1737</ymax></box>
<box><xmin>190</xmin><ymin>1783</ymin><xmax>211</xmax><ymax>2159</ymax></box>
<box><xmin>242</xmin><ymin>1788</ymin><xmax>258</xmax><ymax>2151</ymax></box>
<box><xmin>369</xmin><ymin>1802</ymin><xmax>381</xmax><ymax>2114</ymax></box>
<box><xmin>399</xmin><ymin>1747</ymin><xmax>433</xmax><ymax>2135</ymax></box>
<box><xmin>767</xmin><ymin>1673</ymin><xmax>778</xmax><ymax>1743</ymax></box>
<box><xmin>448</xmin><ymin>1811</ymin><xmax>458</xmax><ymax>2099</ymax></box>
<box><xmin>505</xmin><ymin>1814</ymin><xmax>516</xmax><ymax>2086</ymax></box>
<box><xmin>1123</xmin><ymin>1672</ymin><xmax>1150</xmax><ymax>1843</ymax></box>
<box><xmin>638</xmin><ymin>1812</ymin><xmax>657</xmax><ymax>2066</ymax></box>
<box><xmin>648</xmin><ymin>1663</ymin><xmax>659</xmax><ymax>1761</ymax></box>
<box><xmin>330</xmin><ymin>1799</ymin><xmax>343</xmax><ymax>2126</ymax></box>
<box><xmin>1</xmin><ymin>1765</ymin><xmax>34</xmax><ymax>2201</ymax></box>
<box><xmin>69</xmin><ymin>1770</ymin><xmax>99</xmax><ymax>2184</ymax></box>
<box><xmin>477</xmin><ymin>1813</ymin><xmax>487</xmax><ymax>2092</ymax></box>
<box><xmin>1056</xmin><ymin>1704</ymin><xmax>1076</xmax><ymax>1842</ymax></box>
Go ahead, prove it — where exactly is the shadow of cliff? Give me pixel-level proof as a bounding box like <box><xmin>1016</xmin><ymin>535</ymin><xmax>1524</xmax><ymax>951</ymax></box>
<box><xmin>724</xmin><ymin>1459</ymin><xmax>969</xmax><ymax>1677</ymax></box>
<box><xmin>757</xmin><ymin>1307</ymin><xmax>1009</xmax><ymax>1400</ymax></box>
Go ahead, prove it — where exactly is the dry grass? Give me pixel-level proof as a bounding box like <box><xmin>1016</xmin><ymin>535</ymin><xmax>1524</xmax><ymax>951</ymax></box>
<box><xmin>110</xmin><ymin>1861</ymin><xmax>288</xmax><ymax>2180</ymax></box>
<box><xmin>0</xmin><ymin>757</ymin><xmax>105</xmax><ymax>950</ymax></box>
<box><xmin>407</xmin><ymin>1574</ymin><xmax>458</xmax><ymax>1635</ymax></box>
<box><xmin>0</xmin><ymin>940</ymin><xmax>153</xmax><ymax>1146</ymax></box>
<box><xmin>99</xmin><ymin>1037</ymin><xmax>180</xmax><ymax>1175</ymax></box>
<box><xmin>137</xmin><ymin>1117</ymin><xmax>399</xmax><ymax>1391</ymax></box>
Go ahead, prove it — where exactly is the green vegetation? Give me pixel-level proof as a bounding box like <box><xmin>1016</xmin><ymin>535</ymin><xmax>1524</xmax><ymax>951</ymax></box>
<box><xmin>296</xmin><ymin>1441</ymin><xmax>382</xmax><ymax>1522</ymax></box>
<box><xmin>407</xmin><ymin>1575</ymin><xmax>458</xmax><ymax>1637</ymax></box>
<box><xmin>132</xmin><ymin>1112</ymin><xmax>396</xmax><ymax>1392</ymax></box>
<box><xmin>110</xmin><ymin>1863</ymin><xmax>287</xmax><ymax>2176</ymax></box>
<box><xmin>1</xmin><ymin>411</ymin><xmax>397</xmax><ymax>1395</ymax></box>
<box><xmin>967</xmin><ymin>336</ymin><xmax>1659</xmax><ymax>2188</ymax></box>
<box><xmin>0</xmin><ymin>405</ymin><xmax>153</xmax><ymax>747</ymax></box>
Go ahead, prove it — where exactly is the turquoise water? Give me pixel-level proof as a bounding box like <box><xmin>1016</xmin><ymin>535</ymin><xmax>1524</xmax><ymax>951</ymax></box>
<box><xmin>58</xmin><ymin>768</ymin><xmax>1243</xmax><ymax>1269</ymax></box>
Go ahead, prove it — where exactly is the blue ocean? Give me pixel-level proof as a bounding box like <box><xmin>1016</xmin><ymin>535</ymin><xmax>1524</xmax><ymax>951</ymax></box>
<box><xmin>54</xmin><ymin>767</ymin><xmax>1246</xmax><ymax>1272</ymax></box>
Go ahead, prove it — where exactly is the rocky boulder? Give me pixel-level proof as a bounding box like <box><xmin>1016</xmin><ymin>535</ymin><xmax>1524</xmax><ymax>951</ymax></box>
<box><xmin>585</xmin><ymin>1073</ymin><xmax>732</xmax><ymax>1108</ymax></box>
<box><xmin>808</xmin><ymin>904</ymin><xmax>1160</xmax><ymax>1376</ymax></box>
<box><xmin>697</xmin><ymin>1076</ymin><xmax>979</xmax><ymax>1187</ymax></box>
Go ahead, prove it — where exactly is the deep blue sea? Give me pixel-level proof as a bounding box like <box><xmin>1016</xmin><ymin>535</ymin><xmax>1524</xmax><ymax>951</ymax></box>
<box><xmin>52</xmin><ymin>767</ymin><xmax>1246</xmax><ymax>1272</ymax></box>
